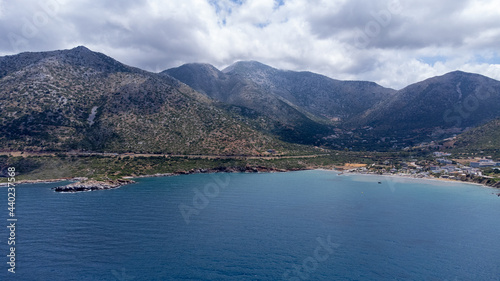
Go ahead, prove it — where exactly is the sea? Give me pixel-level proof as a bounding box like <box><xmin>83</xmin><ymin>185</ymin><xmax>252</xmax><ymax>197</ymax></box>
<box><xmin>1</xmin><ymin>170</ymin><xmax>499</xmax><ymax>280</ymax></box>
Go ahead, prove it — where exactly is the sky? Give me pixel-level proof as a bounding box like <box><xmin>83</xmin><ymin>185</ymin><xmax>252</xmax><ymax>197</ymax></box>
<box><xmin>0</xmin><ymin>0</ymin><xmax>500</xmax><ymax>89</ymax></box>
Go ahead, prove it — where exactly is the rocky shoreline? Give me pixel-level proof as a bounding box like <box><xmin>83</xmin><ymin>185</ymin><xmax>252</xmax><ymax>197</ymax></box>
<box><xmin>0</xmin><ymin>178</ymin><xmax>72</xmax><ymax>186</ymax></box>
<box><xmin>53</xmin><ymin>179</ymin><xmax>135</xmax><ymax>193</ymax></box>
<box><xmin>51</xmin><ymin>165</ymin><xmax>299</xmax><ymax>193</ymax></box>
<box><xmin>4</xmin><ymin>165</ymin><xmax>499</xmax><ymax>196</ymax></box>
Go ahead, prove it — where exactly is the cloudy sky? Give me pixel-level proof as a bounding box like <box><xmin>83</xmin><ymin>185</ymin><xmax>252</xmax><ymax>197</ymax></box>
<box><xmin>1</xmin><ymin>0</ymin><xmax>499</xmax><ymax>89</ymax></box>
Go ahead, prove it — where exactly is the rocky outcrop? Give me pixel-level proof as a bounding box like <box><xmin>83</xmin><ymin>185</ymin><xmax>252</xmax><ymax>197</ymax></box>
<box><xmin>459</xmin><ymin>175</ymin><xmax>500</xmax><ymax>189</ymax></box>
<box><xmin>53</xmin><ymin>179</ymin><xmax>135</xmax><ymax>193</ymax></box>
<box><xmin>51</xmin><ymin>166</ymin><xmax>297</xmax><ymax>192</ymax></box>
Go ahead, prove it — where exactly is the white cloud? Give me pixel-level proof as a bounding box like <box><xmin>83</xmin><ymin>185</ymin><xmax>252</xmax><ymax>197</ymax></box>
<box><xmin>0</xmin><ymin>0</ymin><xmax>4</xmax><ymax>19</ymax></box>
<box><xmin>1</xmin><ymin>0</ymin><xmax>500</xmax><ymax>89</ymax></box>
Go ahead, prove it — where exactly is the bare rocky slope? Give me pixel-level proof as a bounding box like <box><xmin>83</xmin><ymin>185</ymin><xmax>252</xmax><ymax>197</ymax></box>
<box><xmin>0</xmin><ymin>46</ymin><xmax>302</xmax><ymax>155</ymax></box>
<box><xmin>353</xmin><ymin>71</ymin><xmax>500</xmax><ymax>141</ymax></box>
<box><xmin>167</xmin><ymin>61</ymin><xmax>500</xmax><ymax>149</ymax></box>
<box><xmin>2</xmin><ymin>47</ymin><xmax>500</xmax><ymax>153</ymax></box>
<box><xmin>221</xmin><ymin>61</ymin><xmax>397</xmax><ymax>121</ymax></box>
<box><xmin>164</xmin><ymin>63</ymin><xmax>333</xmax><ymax>145</ymax></box>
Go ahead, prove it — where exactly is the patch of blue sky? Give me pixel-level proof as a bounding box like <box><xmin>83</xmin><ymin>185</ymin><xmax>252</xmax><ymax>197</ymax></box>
<box><xmin>208</xmin><ymin>1</ymin><xmax>222</xmax><ymax>13</ymax></box>
<box><xmin>419</xmin><ymin>55</ymin><xmax>447</xmax><ymax>66</ymax></box>
<box><xmin>255</xmin><ymin>22</ymin><xmax>270</xmax><ymax>28</ymax></box>
<box><xmin>474</xmin><ymin>53</ymin><xmax>500</xmax><ymax>65</ymax></box>
<box><xmin>274</xmin><ymin>0</ymin><xmax>285</xmax><ymax>9</ymax></box>
<box><xmin>208</xmin><ymin>0</ymin><xmax>240</xmax><ymax>14</ymax></box>
<box><xmin>208</xmin><ymin>0</ymin><xmax>235</xmax><ymax>26</ymax></box>
<box><xmin>419</xmin><ymin>53</ymin><xmax>500</xmax><ymax>67</ymax></box>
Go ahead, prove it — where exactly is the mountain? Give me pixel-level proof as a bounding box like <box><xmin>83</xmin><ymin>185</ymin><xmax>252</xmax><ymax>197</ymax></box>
<box><xmin>351</xmin><ymin>71</ymin><xmax>500</xmax><ymax>144</ymax></box>
<box><xmin>0</xmin><ymin>46</ymin><xmax>135</xmax><ymax>79</ymax></box>
<box><xmin>167</xmin><ymin>62</ymin><xmax>500</xmax><ymax>150</ymax></box>
<box><xmin>165</xmin><ymin>61</ymin><xmax>395</xmax><ymax>145</ymax></box>
<box><xmin>0</xmin><ymin>47</ymin><xmax>297</xmax><ymax>155</ymax></box>
<box><xmin>221</xmin><ymin>61</ymin><xmax>396</xmax><ymax>121</ymax></box>
<box><xmin>164</xmin><ymin>63</ymin><xmax>312</xmax><ymax>121</ymax></box>
<box><xmin>164</xmin><ymin>63</ymin><xmax>333</xmax><ymax>145</ymax></box>
<box><xmin>3</xmin><ymin>47</ymin><xmax>499</xmax><ymax>154</ymax></box>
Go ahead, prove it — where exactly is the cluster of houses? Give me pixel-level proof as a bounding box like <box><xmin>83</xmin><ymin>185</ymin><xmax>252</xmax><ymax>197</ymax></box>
<box><xmin>433</xmin><ymin>152</ymin><xmax>452</xmax><ymax>157</ymax></box>
<box><xmin>469</xmin><ymin>159</ymin><xmax>500</xmax><ymax>168</ymax></box>
<box><xmin>430</xmin><ymin>156</ymin><xmax>499</xmax><ymax>179</ymax></box>
<box><xmin>429</xmin><ymin>165</ymin><xmax>482</xmax><ymax>178</ymax></box>
<box><xmin>349</xmin><ymin>153</ymin><xmax>499</xmax><ymax>181</ymax></box>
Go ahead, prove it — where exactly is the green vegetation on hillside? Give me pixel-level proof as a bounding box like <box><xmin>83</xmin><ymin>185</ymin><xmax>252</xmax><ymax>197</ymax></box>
<box><xmin>2</xmin><ymin>47</ymin><xmax>500</xmax><ymax>178</ymax></box>
<box><xmin>451</xmin><ymin>119</ymin><xmax>500</xmax><ymax>159</ymax></box>
<box><xmin>0</xmin><ymin>151</ymin><xmax>402</xmax><ymax>182</ymax></box>
<box><xmin>0</xmin><ymin>47</ymin><xmax>306</xmax><ymax>155</ymax></box>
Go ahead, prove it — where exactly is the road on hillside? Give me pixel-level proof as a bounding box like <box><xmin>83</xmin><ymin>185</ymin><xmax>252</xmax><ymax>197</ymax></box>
<box><xmin>0</xmin><ymin>151</ymin><xmax>328</xmax><ymax>160</ymax></box>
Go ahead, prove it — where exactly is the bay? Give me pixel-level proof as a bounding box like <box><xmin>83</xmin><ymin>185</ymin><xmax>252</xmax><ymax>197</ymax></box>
<box><xmin>1</xmin><ymin>170</ymin><xmax>499</xmax><ymax>280</ymax></box>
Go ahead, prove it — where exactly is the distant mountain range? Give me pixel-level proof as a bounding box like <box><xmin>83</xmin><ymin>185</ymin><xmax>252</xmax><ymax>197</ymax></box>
<box><xmin>1</xmin><ymin>46</ymin><xmax>499</xmax><ymax>154</ymax></box>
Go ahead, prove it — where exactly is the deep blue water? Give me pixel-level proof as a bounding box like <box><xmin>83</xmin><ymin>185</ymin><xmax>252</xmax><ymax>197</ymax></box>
<box><xmin>1</xmin><ymin>170</ymin><xmax>499</xmax><ymax>280</ymax></box>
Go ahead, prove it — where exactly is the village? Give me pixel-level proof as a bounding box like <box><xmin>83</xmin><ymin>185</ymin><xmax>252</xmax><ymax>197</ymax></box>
<box><xmin>343</xmin><ymin>151</ymin><xmax>500</xmax><ymax>188</ymax></box>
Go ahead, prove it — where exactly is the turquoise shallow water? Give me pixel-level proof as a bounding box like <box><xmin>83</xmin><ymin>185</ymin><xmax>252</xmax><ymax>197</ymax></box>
<box><xmin>1</xmin><ymin>170</ymin><xmax>499</xmax><ymax>280</ymax></box>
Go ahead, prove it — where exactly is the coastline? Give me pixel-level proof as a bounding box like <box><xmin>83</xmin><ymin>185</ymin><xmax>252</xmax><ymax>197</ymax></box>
<box><xmin>337</xmin><ymin>169</ymin><xmax>500</xmax><ymax>190</ymax></box>
<box><xmin>2</xmin><ymin>166</ymin><xmax>498</xmax><ymax>196</ymax></box>
<box><xmin>1</xmin><ymin>165</ymin><xmax>307</xmax><ymax>192</ymax></box>
<box><xmin>0</xmin><ymin>178</ymin><xmax>77</xmax><ymax>187</ymax></box>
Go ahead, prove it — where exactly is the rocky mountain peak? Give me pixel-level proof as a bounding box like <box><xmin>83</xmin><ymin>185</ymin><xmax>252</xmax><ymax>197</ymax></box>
<box><xmin>222</xmin><ymin>60</ymin><xmax>277</xmax><ymax>74</ymax></box>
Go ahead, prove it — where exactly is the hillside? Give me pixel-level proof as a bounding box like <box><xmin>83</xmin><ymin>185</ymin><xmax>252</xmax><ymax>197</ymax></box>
<box><xmin>2</xmin><ymin>47</ymin><xmax>500</xmax><ymax>155</ymax></box>
<box><xmin>452</xmin><ymin>119</ymin><xmax>500</xmax><ymax>157</ymax></box>
<box><xmin>221</xmin><ymin>61</ymin><xmax>396</xmax><ymax>121</ymax></box>
<box><xmin>166</xmin><ymin>61</ymin><xmax>396</xmax><ymax>145</ymax></box>
<box><xmin>164</xmin><ymin>63</ymin><xmax>333</xmax><ymax>145</ymax></box>
<box><xmin>0</xmin><ymin>47</ymin><xmax>301</xmax><ymax>155</ymax></box>
<box><xmin>354</xmin><ymin>71</ymin><xmax>500</xmax><ymax>142</ymax></box>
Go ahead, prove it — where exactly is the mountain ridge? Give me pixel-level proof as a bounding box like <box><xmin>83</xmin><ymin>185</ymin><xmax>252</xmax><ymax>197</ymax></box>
<box><xmin>164</xmin><ymin>62</ymin><xmax>334</xmax><ymax>145</ymax></box>
<box><xmin>355</xmin><ymin>70</ymin><xmax>500</xmax><ymax>131</ymax></box>
<box><xmin>2</xmin><ymin>46</ymin><xmax>500</xmax><ymax>153</ymax></box>
<box><xmin>0</xmin><ymin>46</ymin><xmax>304</xmax><ymax>155</ymax></box>
<box><xmin>219</xmin><ymin>60</ymin><xmax>397</xmax><ymax>121</ymax></box>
